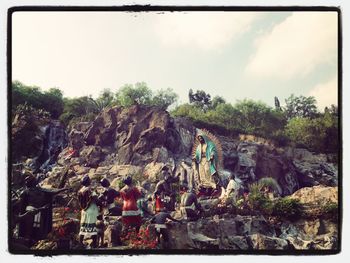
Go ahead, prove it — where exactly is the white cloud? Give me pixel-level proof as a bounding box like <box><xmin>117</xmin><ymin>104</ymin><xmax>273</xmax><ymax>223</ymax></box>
<box><xmin>309</xmin><ymin>76</ymin><xmax>338</xmax><ymax>110</ymax></box>
<box><xmin>246</xmin><ymin>12</ymin><xmax>337</xmax><ymax>78</ymax></box>
<box><xmin>154</xmin><ymin>12</ymin><xmax>261</xmax><ymax>51</ymax></box>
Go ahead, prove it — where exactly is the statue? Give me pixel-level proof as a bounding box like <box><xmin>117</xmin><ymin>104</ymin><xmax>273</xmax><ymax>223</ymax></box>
<box><xmin>137</xmin><ymin>191</ymin><xmax>153</xmax><ymax>220</ymax></box>
<box><xmin>148</xmin><ymin>207</ymin><xmax>181</xmax><ymax>249</ymax></box>
<box><xmin>77</xmin><ymin>175</ymin><xmax>99</xmax><ymax>248</ymax></box>
<box><xmin>119</xmin><ymin>175</ymin><xmax>142</xmax><ymax>233</ymax></box>
<box><xmin>18</xmin><ymin>174</ymin><xmax>67</xmax><ymax>243</ymax></box>
<box><xmin>99</xmin><ymin>178</ymin><xmax>121</xmax><ymax>216</ymax></box>
<box><xmin>153</xmin><ymin>166</ymin><xmax>176</xmax><ymax>212</ymax></box>
<box><xmin>179</xmin><ymin>185</ymin><xmax>203</xmax><ymax>221</ymax></box>
<box><xmin>192</xmin><ymin>129</ymin><xmax>223</xmax><ymax>197</ymax></box>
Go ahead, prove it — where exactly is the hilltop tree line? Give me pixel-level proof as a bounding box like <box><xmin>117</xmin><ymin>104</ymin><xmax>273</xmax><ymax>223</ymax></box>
<box><xmin>12</xmin><ymin>81</ymin><xmax>339</xmax><ymax>154</ymax></box>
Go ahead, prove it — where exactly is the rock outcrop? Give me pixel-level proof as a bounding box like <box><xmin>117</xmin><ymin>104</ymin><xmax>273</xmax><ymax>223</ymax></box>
<box><xmin>14</xmin><ymin>105</ymin><xmax>339</xmax><ymax>251</ymax></box>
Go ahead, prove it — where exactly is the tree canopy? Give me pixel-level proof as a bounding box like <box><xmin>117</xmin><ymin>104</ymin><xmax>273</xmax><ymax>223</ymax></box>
<box><xmin>11</xmin><ymin>81</ymin><xmax>338</xmax><ymax>153</ymax></box>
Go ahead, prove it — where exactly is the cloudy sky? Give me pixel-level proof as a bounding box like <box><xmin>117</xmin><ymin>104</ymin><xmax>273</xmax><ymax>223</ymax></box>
<box><xmin>11</xmin><ymin>11</ymin><xmax>338</xmax><ymax>110</ymax></box>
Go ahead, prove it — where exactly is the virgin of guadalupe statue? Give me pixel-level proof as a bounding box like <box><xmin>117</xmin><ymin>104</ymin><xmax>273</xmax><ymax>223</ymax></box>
<box><xmin>192</xmin><ymin>129</ymin><xmax>223</xmax><ymax>196</ymax></box>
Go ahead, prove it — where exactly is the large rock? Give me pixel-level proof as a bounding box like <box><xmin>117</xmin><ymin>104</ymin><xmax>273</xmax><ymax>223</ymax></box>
<box><xmin>248</xmin><ymin>233</ymin><xmax>289</xmax><ymax>250</ymax></box>
<box><xmin>114</xmin><ymin>105</ymin><xmax>171</xmax><ymax>165</ymax></box>
<box><xmin>79</xmin><ymin>145</ymin><xmax>104</xmax><ymax>167</ymax></box>
<box><xmin>85</xmin><ymin>107</ymin><xmax>120</xmax><ymax>146</ymax></box>
<box><xmin>290</xmin><ymin>186</ymin><xmax>338</xmax><ymax>205</ymax></box>
<box><xmin>279</xmin><ymin>218</ymin><xmax>338</xmax><ymax>250</ymax></box>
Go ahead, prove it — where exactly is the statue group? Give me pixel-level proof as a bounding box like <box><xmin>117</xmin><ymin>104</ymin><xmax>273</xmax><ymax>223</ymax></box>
<box><xmin>11</xmin><ymin>129</ymin><xmax>226</xmax><ymax>250</ymax></box>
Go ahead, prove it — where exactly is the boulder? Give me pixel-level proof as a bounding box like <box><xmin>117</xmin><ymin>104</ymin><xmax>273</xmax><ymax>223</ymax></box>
<box><xmin>248</xmin><ymin>233</ymin><xmax>289</xmax><ymax>250</ymax></box>
<box><xmin>79</xmin><ymin>145</ymin><xmax>104</xmax><ymax>167</ymax></box>
<box><xmin>279</xmin><ymin>218</ymin><xmax>338</xmax><ymax>250</ymax></box>
<box><xmin>290</xmin><ymin>186</ymin><xmax>338</xmax><ymax>205</ymax></box>
<box><xmin>85</xmin><ymin>107</ymin><xmax>120</xmax><ymax>146</ymax></box>
<box><xmin>143</xmin><ymin>162</ymin><xmax>165</xmax><ymax>182</ymax></box>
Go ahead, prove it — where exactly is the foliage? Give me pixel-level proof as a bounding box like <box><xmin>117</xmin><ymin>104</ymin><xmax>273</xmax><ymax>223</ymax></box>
<box><xmin>284</xmin><ymin>94</ymin><xmax>319</xmax><ymax>120</ymax></box>
<box><xmin>247</xmin><ymin>182</ymin><xmax>302</xmax><ymax>218</ymax></box>
<box><xmin>121</xmin><ymin>227</ymin><xmax>158</xmax><ymax>249</ymax></box>
<box><xmin>188</xmin><ymin>89</ymin><xmax>212</xmax><ymax>111</ymax></box>
<box><xmin>115</xmin><ymin>82</ymin><xmax>178</xmax><ymax>110</ymax></box>
<box><xmin>12</xmin><ymin>81</ymin><xmax>64</xmax><ymax>118</ymax></box>
<box><xmin>285</xmin><ymin>110</ymin><xmax>339</xmax><ymax>153</ymax></box>
<box><xmin>93</xmin><ymin>89</ymin><xmax>118</xmax><ymax>111</ymax></box>
<box><xmin>258</xmin><ymin>177</ymin><xmax>282</xmax><ymax>196</ymax></box>
<box><xmin>116</xmin><ymin>82</ymin><xmax>153</xmax><ymax>107</ymax></box>
<box><xmin>211</xmin><ymin>96</ymin><xmax>226</xmax><ymax>109</ymax></box>
<box><xmin>248</xmin><ymin>183</ymin><xmax>272</xmax><ymax>212</ymax></box>
<box><xmin>152</xmin><ymin>88</ymin><xmax>178</xmax><ymax>110</ymax></box>
<box><xmin>59</xmin><ymin>96</ymin><xmax>99</xmax><ymax>126</ymax></box>
<box><xmin>172</xmin><ymin>99</ymin><xmax>286</xmax><ymax>140</ymax></box>
<box><xmin>272</xmin><ymin>197</ymin><xmax>302</xmax><ymax>219</ymax></box>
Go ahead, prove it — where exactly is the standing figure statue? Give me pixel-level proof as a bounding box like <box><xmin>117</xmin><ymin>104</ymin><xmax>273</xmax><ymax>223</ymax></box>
<box><xmin>179</xmin><ymin>185</ymin><xmax>203</xmax><ymax>221</ymax></box>
<box><xmin>192</xmin><ymin>129</ymin><xmax>223</xmax><ymax>197</ymax></box>
<box><xmin>148</xmin><ymin>207</ymin><xmax>181</xmax><ymax>249</ymax></box>
<box><xmin>153</xmin><ymin>166</ymin><xmax>176</xmax><ymax>213</ymax></box>
<box><xmin>18</xmin><ymin>174</ymin><xmax>67</xmax><ymax>244</ymax></box>
<box><xmin>78</xmin><ymin>175</ymin><xmax>99</xmax><ymax>248</ymax></box>
<box><xmin>99</xmin><ymin>178</ymin><xmax>121</xmax><ymax>216</ymax></box>
<box><xmin>119</xmin><ymin>175</ymin><xmax>142</xmax><ymax>233</ymax></box>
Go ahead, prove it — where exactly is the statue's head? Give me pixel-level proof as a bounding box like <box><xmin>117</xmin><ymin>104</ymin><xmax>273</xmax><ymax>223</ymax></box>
<box><xmin>122</xmin><ymin>175</ymin><xmax>132</xmax><ymax>186</ymax></box>
<box><xmin>100</xmin><ymin>178</ymin><xmax>110</xmax><ymax>188</ymax></box>
<box><xmin>197</xmin><ymin>135</ymin><xmax>205</xmax><ymax>144</ymax></box>
<box><xmin>81</xmin><ymin>175</ymin><xmax>91</xmax><ymax>187</ymax></box>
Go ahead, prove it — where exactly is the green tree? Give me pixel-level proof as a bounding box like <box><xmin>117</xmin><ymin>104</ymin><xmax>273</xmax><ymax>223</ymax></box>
<box><xmin>60</xmin><ymin>96</ymin><xmax>98</xmax><ymax>126</ymax></box>
<box><xmin>151</xmin><ymin>88</ymin><xmax>178</xmax><ymax>110</ymax></box>
<box><xmin>232</xmin><ymin>99</ymin><xmax>286</xmax><ymax>136</ymax></box>
<box><xmin>12</xmin><ymin>81</ymin><xmax>64</xmax><ymax>119</ymax></box>
<box><xmin>284</xmin><ymin>94</ymin><xmax>319</xmax><ymax>119</ymax></box>
<box><xmin>92</xmin><ymin>89</ymin><xmax>117</xmax><ymax>111</ymax></box>
<box><xmin>188</xmin><ymin>89</ymin><xmax>212</xmax><ymax>111</ymax></box>
<box><xmin>211</xmin><ymin>96</ymin><xmax>226</xmax><ymax>109</ymax></box>
<box><xmin>116</xmin><ymin>82</ymin><xmax>153</xmax><ymax>107</ymax></box>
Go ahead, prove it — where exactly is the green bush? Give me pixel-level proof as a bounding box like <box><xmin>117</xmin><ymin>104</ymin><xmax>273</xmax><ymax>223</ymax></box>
<box><xmin>272</xmin><ymin>197</ymin><xmax>302</xmax><ymax>219</ymax></box>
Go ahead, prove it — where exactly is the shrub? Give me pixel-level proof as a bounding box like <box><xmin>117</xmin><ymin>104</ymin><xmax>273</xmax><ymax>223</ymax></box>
<box><xmin>272</xmin><ymin>197</ymin><xmax>302</xmax><ymax>219</ymax></box>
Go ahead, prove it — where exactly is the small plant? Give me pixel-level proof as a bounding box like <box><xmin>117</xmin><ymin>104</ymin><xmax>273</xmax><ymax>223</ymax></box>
<box><xmin>272</xmin><ymin>197</ymin><xmax>302</xmax><ymax>219</ymax></box>
<box><xmin>121</xmin><ymin>226</ymin><xmax>158</xmax><ymax>249</ymax></box>
<box><xmin>248</xmin><ymin>182</ymin><xmax>273</xmax><ymax>214</ymax></box>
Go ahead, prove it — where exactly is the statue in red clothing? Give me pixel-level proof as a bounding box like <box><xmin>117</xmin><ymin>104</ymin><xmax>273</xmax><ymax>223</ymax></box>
<box><xmin>119</xmin><ymin>175</ymin><xmax>142</xmax><ymax>233</ymax></box>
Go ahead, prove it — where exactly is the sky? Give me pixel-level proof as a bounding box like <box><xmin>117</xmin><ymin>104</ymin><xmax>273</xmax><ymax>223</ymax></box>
<box><xmin>11</xmin><ymin>11</ymin><xmax>338</xmax><ymax>110</ymax></box>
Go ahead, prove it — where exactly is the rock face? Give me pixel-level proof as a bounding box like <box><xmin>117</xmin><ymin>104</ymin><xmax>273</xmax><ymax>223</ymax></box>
<box><xmin>290</xmin><ymin>186</ymin><xmax>338</xmax><ymax>205</ymax></box>
<box><xmin>15</xmin><ymin>105</ymin><xmax>339</xmax><ymax>251</ymax></box>
<box><xmin>167</xmin><ymin>214</ymin><xmax>337</xmax><ymax>250</ymax></box>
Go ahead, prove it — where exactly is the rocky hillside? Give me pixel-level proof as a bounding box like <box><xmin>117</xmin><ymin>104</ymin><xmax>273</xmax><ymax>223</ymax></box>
<box><xmin>12</xmin><ymin>105</ymin><xmax>339</xmax><ymax>250</ymax></box>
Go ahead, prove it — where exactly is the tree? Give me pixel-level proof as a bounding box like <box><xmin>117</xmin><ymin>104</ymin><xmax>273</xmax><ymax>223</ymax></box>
<box><xmin>92</xmin><ymin>89</ymin><xmax>117</xmax><ymax>111</ymax></box>
<box><xmin>232</xmin><ymin>99</ymin><xmax>286</xmax><ymax>136</ymax></box>
<box><xmin>116</xmin><ymin>82</ymin><xmax>153</xmax><ymax>107</ymax></box>
<box><xmin>59</xmin><ymin>96</ymin><xmax>98</xmax><ymax>126</ymax></box>
<box><xmin>285</xmin><ymin>112</ymin><xmax>338</xmax><ymax>153</ymax></box>
<box><xmin>284</xmin><ymin>94</ymin><xmax>318</xmax><ymax>119</ymax></box>
<box><xmin>211</xmin><ymin>96</ymin><xmax>226</xmax><ymax>109</ymax></box>
<box><xmin>151</xmin><ymin>88</ymin><xmax>178</xmax><ymax>110</ymax></box>
<box><xmin>12</xmin><ymin>81</ymin><xmax>64</xmax><ymax>119</ymax></box>
<box><xmin>188</xmin><ymin>89</ymin><xmax>212</xmax><ymax>111</ymax></box>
